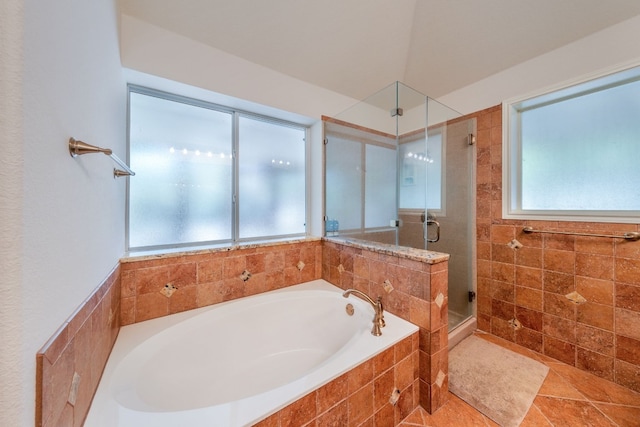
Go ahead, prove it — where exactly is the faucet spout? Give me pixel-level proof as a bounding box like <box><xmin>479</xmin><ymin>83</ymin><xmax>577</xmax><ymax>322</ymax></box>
<box><xmin>343</xmin><ymin>289</ymin><xmax>385</xmax><ymax>336</ymax></box>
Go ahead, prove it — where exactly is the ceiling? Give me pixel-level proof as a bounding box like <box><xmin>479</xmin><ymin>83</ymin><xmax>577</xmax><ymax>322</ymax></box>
<box><xmin>119</xmin><ymin>0</ymin><xmax>640</xmax><ymax>101</ymax></box>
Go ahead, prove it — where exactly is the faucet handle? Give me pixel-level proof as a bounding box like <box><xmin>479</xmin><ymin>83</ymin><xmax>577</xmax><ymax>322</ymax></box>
<box><xmin>376</xmin><ymin>296</ymin><xmax>385</xmax><ymax>328</ymax></box>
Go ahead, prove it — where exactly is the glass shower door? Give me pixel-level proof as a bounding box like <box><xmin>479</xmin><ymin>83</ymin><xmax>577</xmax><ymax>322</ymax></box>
<box><xmin>324</xmin><ymin>82</ymin><xmax>476</xmax><ymax>332</ymax></box>
<box><xmin>423</xmin><ymin>106</ymin><xmax>476</xmax><ymax>331</ymax></box>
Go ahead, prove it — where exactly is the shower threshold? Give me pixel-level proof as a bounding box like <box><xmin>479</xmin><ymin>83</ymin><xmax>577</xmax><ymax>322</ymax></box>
<box><xmin>448</xmin><ymin>315</ymin><xmax>477</xmax><ymax>350</ymax></box>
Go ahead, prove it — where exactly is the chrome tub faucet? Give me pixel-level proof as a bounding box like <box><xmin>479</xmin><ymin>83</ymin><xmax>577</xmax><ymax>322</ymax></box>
<box><xmin>342</xmin><ymin>289</ymin><xmax>385</xmax><ymax>336</ymax></box>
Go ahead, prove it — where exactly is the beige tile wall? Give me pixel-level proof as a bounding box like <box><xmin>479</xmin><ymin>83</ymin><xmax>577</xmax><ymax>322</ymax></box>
<box><xmin>474</xmin><ymin>105</ymin><xmax>640</xmax><ymax>392</ymax></box>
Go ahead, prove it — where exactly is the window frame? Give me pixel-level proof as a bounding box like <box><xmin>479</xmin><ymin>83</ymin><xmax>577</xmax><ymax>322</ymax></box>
<box><xmin>502</xmin><ymin>63</ymin><xmax>640</xmax><ymax>224</ymax></box>
<box><xmin>126</xmin><ymin>85</ymin><xmax>311</xmax><ymax>252</ymax></box>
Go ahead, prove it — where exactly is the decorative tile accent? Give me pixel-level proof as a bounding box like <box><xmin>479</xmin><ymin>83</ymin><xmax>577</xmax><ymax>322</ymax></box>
<box><xmin>160</xmin><ymin>283</ymin><xmax>177</xmax><ymax>297</ymax></box>
<box><xmin>239</xmin><ymin>270</ymin><xmax>252</xmax><ymax>282</ymax></box>
<box><xmin>509</xmin><ymin>318</ymin><xmax>523</xmax><ymax>330</ymax></box>
<box><xmin>508</xmin><ymin>239</ymin><xmax>524</xmax><ymax>249</ymax></box>
<box><xmin>337</xmin><ymin>263</ymin><xmax>345</xmax><ymax>274</ymax></box>
<box><xmin>389</xmin><ymin>388</ymin><xmax>401</xmax><ymax>405</ymax></box>
<box><xmin>434</xmin><ymin>293</ymin><xmax>445</xmax><ymax>308</ymax></box>
<box><xmin>565</xmin><ymin>291</ymin><xmax>587</xmax><ymax>304</ymax></box>
<box><xmin>383</xmin><ymin>279</ymin><xmax>394</xmax><ymax>293</ymax></box>
<box><xmin>68</xmin><ymin>372</ymin><xmax>81</xmax><ymax>406</ymax></box>
<box><xmin>435</xmin><ymin>370</ymin><xmax>446</xmax><ymax>387</ymax></box>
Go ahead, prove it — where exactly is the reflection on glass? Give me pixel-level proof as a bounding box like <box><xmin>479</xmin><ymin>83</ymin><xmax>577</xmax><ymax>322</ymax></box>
<box><xmin>365</xmin><ymin>144</ymin><xmax>396</xmax><ymax>228</ymax></box>
<box><xmin>399</xmin><ymin>131</ymin><xmax>442</xmax><ymax>210</ymax></box>
<box><xmin>325</xmin><ymin>136</ymin><xmax>362</xmax><ymax>231</ymax></box>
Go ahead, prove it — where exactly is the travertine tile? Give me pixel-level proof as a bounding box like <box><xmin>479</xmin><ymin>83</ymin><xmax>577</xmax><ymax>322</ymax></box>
<box><xmin>533</xmin><ymin>396</ymin><xmax>616</xmax><ymax>426</ymax></box>
<box><xmin>593</xmin><ymin>402</ymin><xmax>640</xmax><ymax>427</ymax></box>
<box><xmin>615</xmin><ymin>257</ymin><xmax>640</xmax><ymax>285</ymax></box>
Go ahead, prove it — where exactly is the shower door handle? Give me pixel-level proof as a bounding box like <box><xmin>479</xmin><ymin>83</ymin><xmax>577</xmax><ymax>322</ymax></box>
<box><xmin>426</xmin><ymin>219</ymin><xmax>440</xmax><ymax>243</ymax></box>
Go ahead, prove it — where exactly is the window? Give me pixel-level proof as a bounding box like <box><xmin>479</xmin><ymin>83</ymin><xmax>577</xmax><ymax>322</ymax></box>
<box><xmin>503</xmin><ymin>64</ymin><xmax>640</xmax><ymax>222</ymax></box>
<box><xmin>127</xmin><ymin>86</ymin><xmax>308</xmax><ymax>251</ymax></box>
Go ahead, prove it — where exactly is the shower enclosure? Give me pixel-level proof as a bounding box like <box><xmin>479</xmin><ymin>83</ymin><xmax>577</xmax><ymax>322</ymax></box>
<box><xmin>324</xmin><ymin>82</ymin><xmax>476</xmax><ymax>334</ymax></box>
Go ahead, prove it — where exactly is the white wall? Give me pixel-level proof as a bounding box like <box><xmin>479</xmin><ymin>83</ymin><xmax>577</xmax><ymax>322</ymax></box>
<box><xmin>0</xmin><ymin>0</ymin><xmax>125</xmax><ymax>425</ymax></box>
<box><xmin>439</xmin><ymin>14</ymin><xmax>640</xmax><ymax>115</ymax></box>
<box><xmin>120</xmin><ymin>15</ymin><xmax>358</xmax><ymax>121</ymax></box>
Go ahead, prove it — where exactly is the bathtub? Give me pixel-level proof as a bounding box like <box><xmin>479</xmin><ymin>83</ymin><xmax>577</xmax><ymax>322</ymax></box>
<box><xmin>84</xmin><ymin>279</ymin><xmax>418</xmax><ymax>426</ymax></box>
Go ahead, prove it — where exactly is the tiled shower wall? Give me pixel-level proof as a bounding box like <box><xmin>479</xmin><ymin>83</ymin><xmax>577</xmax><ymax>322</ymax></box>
<box><xmin>322</xmin><ymin>240</ymin><xmax>450</xmax><ymax>414</ymax></box>
<box><xmin>474</xmin><ymin>105</ymin><xmax>640</xmax><ymax>392</ymax></box>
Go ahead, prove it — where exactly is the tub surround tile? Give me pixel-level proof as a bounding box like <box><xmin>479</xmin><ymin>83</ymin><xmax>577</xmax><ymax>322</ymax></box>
<box><xmin>120</xmin><ymin>239</ymin><xmax>323</xmax><ymax>325</ymax></box>
<box><xmin>323</xmin><ymin>239</ymin><xmax>449</xmax><ymax>414</ymax></box>
<box><xmin>252</xmin><ymin>331</ymin><xmax>420</xmax><ymax>427</ymax></box>
<box><xmin>36</xmin><ymin>264</ymin><xmax>120</xmax><ymax>427</ymax></box>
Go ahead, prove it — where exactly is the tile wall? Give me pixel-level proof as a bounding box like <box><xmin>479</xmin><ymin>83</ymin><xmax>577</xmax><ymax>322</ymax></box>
<box><xmin>119</xmin><ymin>239</ymin><xmax>323</xmax><ymax>325</ymax></box>
<box><xmin>474</xmin><ymin>105</ymin><xmax>640</xmax><ymax>392</ymax></box>
<box><xmin>322</xmin><ymin>239</ymin><xmax>450</xmax><ymax>413</ymax></box>
<box><xmin>254</xmin><ymin>333</ymin><xmax>420</xmax><ymax>427</ymax></box>
<box><xmin>36</xmin><ymin>264</ymin><xmax>120</xmax><ymax>427</ymax></box>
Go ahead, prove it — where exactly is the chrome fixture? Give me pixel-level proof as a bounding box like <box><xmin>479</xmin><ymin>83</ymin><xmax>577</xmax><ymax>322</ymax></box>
<box><xmin>390</xmin><ymin>107</ymin><xmax>403</xmax><ymax>117</ymax></box>
<box><xmin>422</xmin><ymin>212</ymin><xmax>440</xmax><ymax>243</ymax></box>
<box><xmin>523</xmin><ymin>226</ymin><xmax>640</xmax><ymax>242</ymax></box>
<box><xmin>69</xmin><ymin>137</ymin><xmax>136</xmax><ymax>178</ymax></box>
<box><xmin>342</xmin><ymin>289</ymin><xmax>385</xmax><ymax>336</ymax></box>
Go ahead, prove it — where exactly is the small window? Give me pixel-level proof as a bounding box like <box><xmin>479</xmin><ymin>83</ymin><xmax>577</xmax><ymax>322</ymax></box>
<box><xmin>503</xmin><ymin>64</ymin><xmax>640</xmax><ymax>222</ymax></box>
<box><xmin>127</xmin><ymin>86</ymin><xmax>308</xmax><ymax>251</ymax></box>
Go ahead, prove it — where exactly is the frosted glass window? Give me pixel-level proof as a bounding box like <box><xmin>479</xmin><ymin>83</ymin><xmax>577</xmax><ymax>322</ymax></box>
<box><xmin>505</xmin><ymin>65</ymin><xmax>640</xmax><ymax>222</ymax></box>
<box><xmin>365</xmin><ymin>145</ymin><xmax>396</xmax><ymax>228</ymax></box>
<box><xmin>128</xmin><ymin>88</ymin><xmax>308</xmax><ymax>251</ymax></box>
<box><xmin>238</xmin><ymin>116</ymin><xmax>306</xmax><ymax>239</ymax></box>
<box><xmin>325</xmin><ymin>137</ymin><xmax>362</xmax><ymax>231</ymax></box>
<box><xmin>129</xmin><ymin>92</ymin><xmax>233</xmax><ymax>248</ymax></box>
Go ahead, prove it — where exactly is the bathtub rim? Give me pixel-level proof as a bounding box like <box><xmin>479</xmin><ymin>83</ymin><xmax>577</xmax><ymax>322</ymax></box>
<box><xmin>84</xmin><ymin>279</ymin><xmax>419</xmax><ymax>427</ymax></box>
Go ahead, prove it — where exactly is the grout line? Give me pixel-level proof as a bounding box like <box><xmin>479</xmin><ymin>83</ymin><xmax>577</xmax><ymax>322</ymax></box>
<box><xmin>588</xmin><ymin>401</ymin><xmax>622</xmax><ymax>427</ymax></box>
<box><xmin>530</xmin><ymin>402</ymin><xmax>555</xmax><ymax>426</ymax></box>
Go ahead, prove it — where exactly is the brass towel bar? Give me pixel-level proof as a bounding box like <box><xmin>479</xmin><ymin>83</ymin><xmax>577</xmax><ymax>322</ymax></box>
<box><xmin>69</xmin><ymin>137</ymin><xmax>135</xmax><ymax>178</ymax></box>
<box><xmin>522</xmin><ymin>226</ymin><xmax>640</xmax><ymax>242</ymax></box>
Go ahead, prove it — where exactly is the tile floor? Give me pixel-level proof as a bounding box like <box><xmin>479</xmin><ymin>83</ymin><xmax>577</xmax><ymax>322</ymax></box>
<box><xmin>399</xmin><ymin>333</ymin><xmax>640</xmax><ymax>427</ymax></box>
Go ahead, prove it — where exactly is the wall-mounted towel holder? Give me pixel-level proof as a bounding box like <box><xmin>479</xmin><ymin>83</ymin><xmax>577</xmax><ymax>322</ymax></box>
<box><xmin>523</xmin><ymin>226</ymin><xmax>640</xmax><ymax>241</ymax></box>
<box><xmin>69</xmin><ymin>137</ymin><xmax>135</xmax><ymax>178</ymax></box>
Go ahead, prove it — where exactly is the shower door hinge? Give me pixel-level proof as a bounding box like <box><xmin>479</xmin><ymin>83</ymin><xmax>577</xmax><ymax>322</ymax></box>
<box><xmin>468</xmin><ymin>291</ymin><xmax>476</xmax><ymax>302</ymax></box>
<box><xmin>390</xmin><ymin>107</ymin><xmax>403</xmax><ymax>117</ymax></box>
<box><xmin>323</xmin><ymin>138</ymin><xmax>328</xmax><ymax>145</ymax></box>
<box><xmin>467</xmin><ymin>133</ymin><xmax>476</xmax><ymax>145</ymax></box>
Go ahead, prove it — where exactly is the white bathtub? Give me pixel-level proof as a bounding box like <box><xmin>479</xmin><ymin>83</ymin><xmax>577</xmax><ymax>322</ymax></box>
<box><xmin>84</xmin><ymin>279</ymin><xmax>418</xmax><ymax>426</ymax></box>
